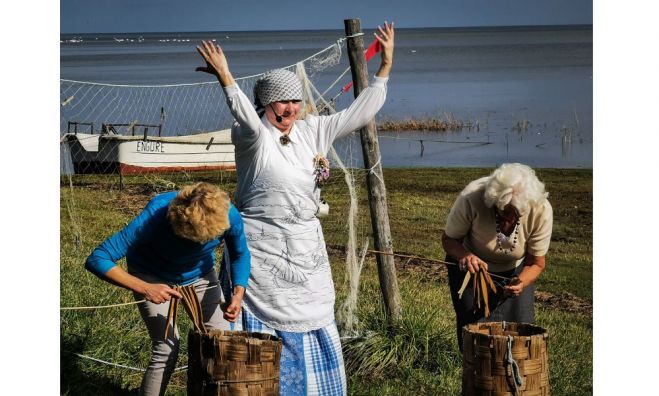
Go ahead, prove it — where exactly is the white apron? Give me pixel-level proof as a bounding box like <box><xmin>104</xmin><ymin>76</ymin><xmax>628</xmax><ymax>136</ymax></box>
<box><xmin>224</xmin><ymin>77</ymin><xmax>388</xmax><ymax>331</ymax></box>
<box><xmin>239</xmin><ymin>122</ymin><xmax>335</xmax><ymax>331</ymax></box>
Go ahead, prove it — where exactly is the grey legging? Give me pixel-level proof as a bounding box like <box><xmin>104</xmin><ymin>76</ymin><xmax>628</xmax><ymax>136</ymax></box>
<box><xmin>131</xmin><ymin>269</ymin><xmax>230</xmax><ymax>396</ymax></box>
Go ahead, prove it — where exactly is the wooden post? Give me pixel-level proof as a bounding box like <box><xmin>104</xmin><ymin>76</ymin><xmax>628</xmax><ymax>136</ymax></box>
<box><xmin>344</xmin><ymin>18</ymin><xmax>402</xmax><ymax>325</ymax></box>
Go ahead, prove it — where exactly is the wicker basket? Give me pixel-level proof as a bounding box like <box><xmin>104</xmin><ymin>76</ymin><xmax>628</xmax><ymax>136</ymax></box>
<box><xmin>462</xmin><ymin>322</ymin><xmax>549</xmax><ymax>396</ymax></box>
<box><xmin>187</xmin><ymin>329</ymin><xmax>282</xmax><ymax>396</ymax></box>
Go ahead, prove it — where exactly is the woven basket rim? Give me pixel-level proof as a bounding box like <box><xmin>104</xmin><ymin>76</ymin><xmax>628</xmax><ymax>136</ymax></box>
<box><xmin>463</xmin><ymin>321</ymin><xmax>548</xmax><ymax>339</ymax></box>
<box><xmin>191</xmin><ymin>329</ymin><xmax>283</xmax><ymax>344</ymax></box>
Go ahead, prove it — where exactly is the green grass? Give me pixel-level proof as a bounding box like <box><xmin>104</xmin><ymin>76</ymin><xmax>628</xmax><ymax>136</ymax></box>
<box><xmin>60</xmin><ymin>168</ymin><xmax>592</xmax><ymax>395</ymax></box>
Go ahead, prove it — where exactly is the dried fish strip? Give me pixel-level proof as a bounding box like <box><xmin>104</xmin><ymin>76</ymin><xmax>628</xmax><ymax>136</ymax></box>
<box><xmin>458</xmin><ymin>271</ymin><xmax>471</xmax><ymax>298</ymax></box>
<box><xmin>480</xmin><ymin>271</ymin><xmax>490</xmax><ymax>317</ymax></box>
<box><xmin>459</xmin><ymin>267</ymin><xmax>503</xmax><ymax>319</ymax></box>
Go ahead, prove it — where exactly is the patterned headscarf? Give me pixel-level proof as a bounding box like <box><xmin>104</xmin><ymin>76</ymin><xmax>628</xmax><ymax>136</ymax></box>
<box><xmin>253</xmin><ymin>69</ymin><xmax>303</xmax><ymax>111</ymax></box>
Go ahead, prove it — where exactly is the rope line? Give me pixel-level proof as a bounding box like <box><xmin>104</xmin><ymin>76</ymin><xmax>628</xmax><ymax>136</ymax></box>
<box><xmin>506</xmin><ymin>335</ymin><xmax>524</xmax><ymax>395</ymax></box>
<box><xmin>61</xmin><ymin>248</ymin><xmax>515</xmax><ymax>312</ymax></box>
<box><xmin>321</xmin><ymin>66</ymin><xmax>351</xmax><ymax>98</ymax></box>
<box><xmin>378</xmin><ymin>135</ymin><xmax>492</xmax><ymax>145</ymax></box>
<box><xmin>366</xmin><ymin>249</ymin><xmax>513</xmax><ymax>282</ymax></box>
<box><xmin>365</xmin><ymin>155</ymin><xmax>384</xmax><ymax>185</ymax></box>
<box><xmin>60</xmin><ymin>284</ymin><xmax>219</xmax><ymax>311</ymax></box>
<box><xmin>59</xmin><ymin>78</ymin><xmax>217</xmax><ymax>89</ymax></box>
<box><xmin>61</xmin><ymin>300</ymin><xmax>143</xmax><ymax>311</ymax></box>
<box><xmin>60</xmin><ymin>38</ymin><xmax>345</xmax><ymax>88</ymax></box>
<box><xmin>61</xmin><ymin>247</ymin><xmax>514</xmax><ymax>312</ymax></box>
<box><xmin>65</xmin><ymin>350</ymin><xmax>188</xmax><ymax>373</ymax></box>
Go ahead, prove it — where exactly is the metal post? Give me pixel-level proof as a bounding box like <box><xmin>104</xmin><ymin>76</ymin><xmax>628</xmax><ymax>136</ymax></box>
<box><xmin>344</xmin><ymin>18</ymin><xmax>402</xmax><ymax>326</ymax></box>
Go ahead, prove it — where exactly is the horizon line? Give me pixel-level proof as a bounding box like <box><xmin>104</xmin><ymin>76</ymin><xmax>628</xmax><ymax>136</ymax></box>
<box><xmin>60</xmin><ymin>23</ymin><xmax>593</xmax><ymax>36</ymax></box>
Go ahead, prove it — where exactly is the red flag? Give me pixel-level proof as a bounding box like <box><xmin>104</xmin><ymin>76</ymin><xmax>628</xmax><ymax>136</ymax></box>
<box><xmin>342</xmin><ymin>39</ymin><xmax>382</xmax><ymax>92</ymax></box>
<box><xmin>364</xmin><ymin>38</ymin><xmax>382</xmax><ymax>61</ymax></box>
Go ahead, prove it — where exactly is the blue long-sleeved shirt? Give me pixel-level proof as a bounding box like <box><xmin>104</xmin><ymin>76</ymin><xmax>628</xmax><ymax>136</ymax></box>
<box><xmin>85</xmin><ymin>191</ymin><xmax>250</xmax><ymax>287</ymax></box>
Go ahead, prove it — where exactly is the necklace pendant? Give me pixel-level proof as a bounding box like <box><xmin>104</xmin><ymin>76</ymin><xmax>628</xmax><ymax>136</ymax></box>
<box><xmin>495</xmin><ymin>212</ymin><xmax>519</xmax><ymax>254</ymax></box>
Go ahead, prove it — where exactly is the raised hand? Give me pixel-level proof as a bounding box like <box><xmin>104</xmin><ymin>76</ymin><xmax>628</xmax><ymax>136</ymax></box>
<box><xmin>374</xmin><ymin>21</ymin><xmax>395</xmax><ymax>77</ymax></box>
<box><xmin>195</xmin><ymin>40</ymin><xmax>234</xmax><ymax>86</ymax></box>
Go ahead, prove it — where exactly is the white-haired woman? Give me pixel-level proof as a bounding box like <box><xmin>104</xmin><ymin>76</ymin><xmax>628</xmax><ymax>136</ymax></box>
<box><xmin>85</xmin><ymin>182</ymin><xmax>251</xmax><ymax>396</ymax></box>
<box><xmin>441</xmin><ymin>163</ymin><xmax>553</xmax><ymax>351</ymax></box>
<box><xmin>195</xmin><ymin>22</ymin><xmax>394</xmax><ymax>395</ymax></box>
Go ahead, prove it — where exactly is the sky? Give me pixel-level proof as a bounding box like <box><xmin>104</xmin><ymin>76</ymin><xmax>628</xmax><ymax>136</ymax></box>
<box><xmin>60</xmin><ymin>0</ymin><xmax>592</xmax><ymax>34</ymax></box>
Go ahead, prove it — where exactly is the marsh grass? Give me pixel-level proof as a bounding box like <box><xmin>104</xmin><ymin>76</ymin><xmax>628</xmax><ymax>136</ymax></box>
<box><xmin>60</xmin><ymin>168</ymin><xmax>592</xmax><ymax>395</ymax></box>
<box><xmin>377</xmin><ymin>113</ymin><xmax>479</xmax><ymax>132</ymax></box>
<box><xmin>512</xmin><ymin>120</ymin><xmax>531</xmax><ymax>133</ymax></box>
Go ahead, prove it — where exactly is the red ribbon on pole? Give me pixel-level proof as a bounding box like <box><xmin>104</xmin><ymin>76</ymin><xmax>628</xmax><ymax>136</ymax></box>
<box><xmin>342</xmin><ymin>38</ymin><xmax>382</xmax><ymax>92</ymax></box>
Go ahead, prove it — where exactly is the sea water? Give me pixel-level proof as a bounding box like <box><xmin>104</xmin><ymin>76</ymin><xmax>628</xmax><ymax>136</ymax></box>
<box><xmin>60</xmin><ymin>26</ymin><xmax>592</xmax><ymax>168</ymax></box>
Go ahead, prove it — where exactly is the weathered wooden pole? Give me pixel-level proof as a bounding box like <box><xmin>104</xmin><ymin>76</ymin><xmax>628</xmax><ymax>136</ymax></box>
<box><xmin>344</xmin><ymin>18</ymin><xmax>402</xmax><ymax>325</ymax></box>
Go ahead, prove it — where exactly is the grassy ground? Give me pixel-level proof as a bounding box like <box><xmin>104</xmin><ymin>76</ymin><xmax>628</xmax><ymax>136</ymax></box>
<box><xmin>60</xmin><ymin>168</ymin><xmax>592</xmax><ymax>395</ymax></box>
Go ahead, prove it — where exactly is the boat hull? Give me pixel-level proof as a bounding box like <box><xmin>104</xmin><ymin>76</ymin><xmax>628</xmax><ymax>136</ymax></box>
<box><xmin>62</xmin><ymin>130</ymin><xmax>236</xmax><ymax>174</ymax></box>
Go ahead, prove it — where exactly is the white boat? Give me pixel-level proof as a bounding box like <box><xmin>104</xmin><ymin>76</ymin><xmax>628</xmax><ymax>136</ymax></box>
<box><xmin>61</xmin><ymin>129</ymin><xmax>235</xmax><ymax>174</ymax></box>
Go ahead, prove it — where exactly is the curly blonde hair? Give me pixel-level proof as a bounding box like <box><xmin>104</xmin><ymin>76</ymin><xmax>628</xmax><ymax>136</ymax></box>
<box><xmin>483</xmin><ymin>163</ymin><xmax>548</xmax><ymax>215</ymax></box>
<box><xmin>167</xmin><ymin>182</ymin><xmax>230</xmax><ymax>243</ymax></box>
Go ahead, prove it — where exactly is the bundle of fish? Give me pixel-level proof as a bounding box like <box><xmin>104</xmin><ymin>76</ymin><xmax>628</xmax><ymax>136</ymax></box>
<box><xmin>458</xmin><ymin>269</ymin><xmax>499</xmax><ymax>317</ymax></box>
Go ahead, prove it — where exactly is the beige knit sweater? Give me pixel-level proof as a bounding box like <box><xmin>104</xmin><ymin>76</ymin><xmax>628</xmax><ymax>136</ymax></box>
<box><xmin>444</xmin><ymin>177</ymin><xmax>553</xmax><ymax>273</ymax></box>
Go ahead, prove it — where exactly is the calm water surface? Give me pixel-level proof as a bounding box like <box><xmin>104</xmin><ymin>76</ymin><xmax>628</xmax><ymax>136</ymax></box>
<box><xmin>61</xmin><ymin>26</ymin><xmax>592</xmax><ymax>168</ymax></box>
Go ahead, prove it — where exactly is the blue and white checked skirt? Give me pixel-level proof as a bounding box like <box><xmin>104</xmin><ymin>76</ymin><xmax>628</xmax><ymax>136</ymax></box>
<box><xmin>241</xmin><ymin>308</ymin><xmax>347</xmax><ymax>396</ymax></box>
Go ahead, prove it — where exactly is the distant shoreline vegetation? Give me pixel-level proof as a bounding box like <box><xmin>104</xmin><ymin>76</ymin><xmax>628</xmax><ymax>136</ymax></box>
<box><xmin>377</xmin><ymin>114</ymin><xmax>480</xmax><ymax>132</ymax></box>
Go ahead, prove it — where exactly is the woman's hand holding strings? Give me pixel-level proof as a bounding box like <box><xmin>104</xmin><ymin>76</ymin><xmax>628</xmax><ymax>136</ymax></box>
<box><xmin>458</xmin><ymin>253</ymin><xmax>489</xmax><ymax>274</ymax></box>
<box><xmin>142</xmin><ymin>283</ymin><xmax>183</xmax><ymax>304</ymax></box>
<box><xmin>504</xmin><ymin>277</ymin><xmax>524</xmax><ymax>297</ymax></box>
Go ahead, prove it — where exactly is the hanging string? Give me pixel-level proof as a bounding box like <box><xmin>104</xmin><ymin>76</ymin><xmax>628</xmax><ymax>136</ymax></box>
<box><xmin>60</xmin><ymin>283</ymin><xmax>220</xmax><ymax>311</ymax></box>
<box><xmin>64</xmin><ymin>350</ymin><xmax>188</xmax><ymax>373</ymax></box>
<box><xmin>506</xmin><ymin>335</ymin><xmax>524</xmax><ymax>395</ymax></box>
<box><xmin>366</xmin><ymin>249</ymin><xmax>514</xmax><ymax>282</ymax></box>
<box><xmin>61</xmin><ymin>249</ymin><xmax>514</xmax><ymax>312</ymax></box>
<box><xmin>321</xmin><ymin>66</ymin><xmax>351</xmax><ymax>98</ymax></box>
<box><xmin>378</xmin><ymin>135</ymin><xmax>492</xmax><ymax>145</ymax></box>
<box><xmin>60</xmin><ymin>37</ymin><xmax>346</xmax><ymax>88</ymax></box>
<box><xmin>365</xmin><ymin>155</ymin><xmax>384</xmax><ymax>185</ymax></box>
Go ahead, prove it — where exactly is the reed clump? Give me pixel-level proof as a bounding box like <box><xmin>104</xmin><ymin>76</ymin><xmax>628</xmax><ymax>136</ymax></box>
<box><xmin>342</xmin><ymin>303</ymin><xmax>458</xmax><ymax>379</ymax></box>
<box><xmin>377</xmin><ymin>113</ymin><xmax>478</xmax><ymax>132</ymax></box>
<box><xmin>512</xmin><ymin>119</ymin><xmax>531</xmax><ymax>132</ymax></box>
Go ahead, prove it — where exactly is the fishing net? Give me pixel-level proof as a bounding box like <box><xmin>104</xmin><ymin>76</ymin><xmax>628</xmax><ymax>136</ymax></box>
<box><xmin>60</xmin><ymin>37</ymin><xmax>372</xmax><ymax>337</ymax></box>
